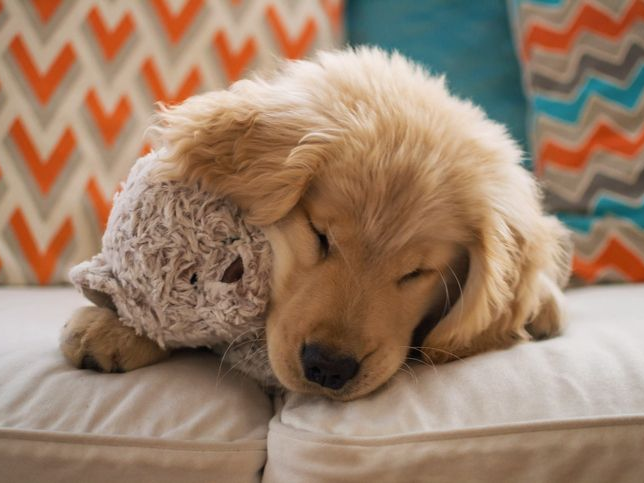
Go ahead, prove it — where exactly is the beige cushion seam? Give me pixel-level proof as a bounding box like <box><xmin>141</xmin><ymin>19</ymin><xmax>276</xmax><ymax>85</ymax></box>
<box><xmin>270</xmin><ymin>414</ymin><xmax>644</xmax><ymax>447</ymax></box>
<box><xmin>0</xmin><ymin>428</ymin><xmax>267</xmax><ymax>453</ymax></box>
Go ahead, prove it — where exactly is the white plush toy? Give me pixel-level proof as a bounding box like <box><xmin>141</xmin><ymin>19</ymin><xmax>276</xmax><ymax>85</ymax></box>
<box><xmin>69</xmin><ymin>151</ymin><xmax>278</xmax><ymax>387</ymax></box>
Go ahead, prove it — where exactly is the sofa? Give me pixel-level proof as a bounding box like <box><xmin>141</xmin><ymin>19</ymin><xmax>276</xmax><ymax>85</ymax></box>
<box><xmin>2</xmin><ymin>0</ymin><xmax>644</xmax><ymax>481</ymax></box>
<box><xmin>1</xmin><ymin>284</ymin><xmax>643</xmax><ymax>482</ymax></box>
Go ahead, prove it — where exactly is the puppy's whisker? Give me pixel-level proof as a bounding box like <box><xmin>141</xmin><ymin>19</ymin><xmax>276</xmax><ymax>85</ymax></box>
<box><xmin>399</xmin><ymin>362</ymin><xmax>418</xmax><ymax>385</ymax></box>
<box><xmin>229</xmin><ymin>337</ymin><xmax>267</xmax><ymax>348</ymax></box>
<box><xmin>400</xmin><ymin>344</ymin><xmax>458</xmax><ymax>369</ymax></box>
<box><xmin>406</xmin><ymin>355</ymin><xmax>438</xmax><ymax>374</ymax></box>
<box><xmin>219</xmin><ymin>346</ymin><xmax>268</xmax><ymax>382</ymax></box>
<box><xmin>215</xmin><ymin>328</ymin><xmax>264</xmax><ymax>385</ymax></box>
<box><xmin>423</xmin><ymin>345</ymin><xmax>464</xmax><ymax>362</ymax></box>
<box><xmin>406</xmin><ymin>355</ymin><xmax>433</xmax><ymax>367</ymax></box>
<box><xmin>445</xmin><ymin>262</ymin><xmax>465</xmax><ymax>327</ymax></box>
<box><xmin>398</xmin><ymin>364</ymin><xmax>412</xmax><ymax>377</ymax></box>
<box><xmin>430</xmin><ymin>264</ymin><xmax>452</xmax><ymax>317</ymax></box>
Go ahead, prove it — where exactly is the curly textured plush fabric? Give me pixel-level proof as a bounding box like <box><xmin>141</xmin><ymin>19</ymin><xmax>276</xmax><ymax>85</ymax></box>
<box><xmin>70</xmin><ymin>151</ymin><xmax>277</xmax><ymax>387</ymax></box>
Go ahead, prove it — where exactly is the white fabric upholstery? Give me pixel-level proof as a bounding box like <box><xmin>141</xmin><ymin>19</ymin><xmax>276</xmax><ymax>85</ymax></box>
<box><xmin>1</xmin><ymin>285</ymin><xmax>643</xmax><ymax>482</ymax></box>
<box><xmin>265</xmin><ymin>285</ymin><xmax>644</xmax><ymax>482</ymax></box>
<box><xmin>0</xmin><ymin>288</ymin><xmax>273</xmax><ymax>483</ymax></box>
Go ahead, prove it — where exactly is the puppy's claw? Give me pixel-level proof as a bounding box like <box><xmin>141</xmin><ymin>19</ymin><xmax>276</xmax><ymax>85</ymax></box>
<box><xmin>80</xmin><ymin>354</ymin><xmax>105</xmax><ymax>372</ymax></box>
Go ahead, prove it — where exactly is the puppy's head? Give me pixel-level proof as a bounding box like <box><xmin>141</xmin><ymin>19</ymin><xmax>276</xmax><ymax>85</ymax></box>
<box><xmin>153</xmin><ymin>48</ymin><xmax>569</xmax><ymax>400</ymax></box>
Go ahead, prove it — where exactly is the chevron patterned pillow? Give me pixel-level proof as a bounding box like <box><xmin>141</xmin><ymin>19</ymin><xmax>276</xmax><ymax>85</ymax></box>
<box><xmin>510</xmin><ymin>0</ymin><xmax>644</xmax><ymax>283</ymax></box>
<box><xmin>0</xmin><ymin>0</ymin><xmax>344</xmax><ymax>285</ymax></box>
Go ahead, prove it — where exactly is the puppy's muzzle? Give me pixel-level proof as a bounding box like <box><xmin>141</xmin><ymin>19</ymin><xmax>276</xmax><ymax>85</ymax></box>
<box><xmin>301</xmin><ymin>344</ymin><xmax>359</xmax><ymax>390</ymax></box>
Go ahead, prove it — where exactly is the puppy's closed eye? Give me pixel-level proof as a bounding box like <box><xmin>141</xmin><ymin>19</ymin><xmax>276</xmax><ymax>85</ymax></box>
<box><xmin>398</xmin><ymin>268</ymin><xmax>433</xmax><ymax>286</ymax></box>
<box><xmin>309</xmin><ymin>220</ymin><xmax>330</xmax><ymax>258</ymax></box>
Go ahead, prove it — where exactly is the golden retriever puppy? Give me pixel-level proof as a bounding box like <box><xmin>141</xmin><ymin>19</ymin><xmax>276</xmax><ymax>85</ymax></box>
<box><xmin>62</xmin><ymin>47</ymin><xmax>571</xmax><ymax>401</ymax></box>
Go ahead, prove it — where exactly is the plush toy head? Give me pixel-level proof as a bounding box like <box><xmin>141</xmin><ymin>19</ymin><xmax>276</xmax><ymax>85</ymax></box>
<box><xmin>70</xmin><ymin>152</ymin><xmax>278</xmax><ymax>386</ymax></box>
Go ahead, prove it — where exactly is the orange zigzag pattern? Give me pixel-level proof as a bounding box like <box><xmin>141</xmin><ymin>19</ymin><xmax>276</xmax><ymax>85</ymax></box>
<box><xmin>574</xmin><ymin>237</ymin><xmax>644</xmax><ymax>283</ymax></box>
<box><xmin>86</xmin><ymin>178</ymin><xmax>113</xmax><ymax>229</ymax></box>
<box><xmin>86</xmin><ymin>7</ymin><xmax>134</xmax><ymax>61</ymax></box>
<box><xmin>150</xmin><ymin>0</ymin><xmax>204</xmax><ymax>44</ymax></box>
<box><xmin>538</xmin><ymin>119</ymin><xmax>644</xmax><ymax>172</ymax></box>
<box><xmin>32</xmin><ymin>0</ymin><xmax>62</xmax><ymax>23</ymax></box>
<box><xmin>522</xmin><ymin>1</ymin><xmax>644</xmax><ymax>60</ymax></box>
<box><xmin>213</xmin><ymin>30</ymin><xmax>257</xmax><ymax>83</ymax></box>
<box><xmin>85</xmin><ymin>89</ymin><xmax>132</xmax><ymax>147</ymax></box>
<box><xmin>10</xmin><ymin>35</ymin><xmax>76</xmax><ymax>105</ymax></box>
<box><xmin>321</xmin><ymin>0</ymin><xmax>343</xmax><ymax>33</ymax></box>
<box><xmin>0</xmin><ymin>0</ymin><xmax>341</xmax><ymax>284</ymax></box>
<box><xmin>141</xmin><ymin>58</ymin><xmax>201</xmax><ymax>104</ymax></box>
<box><xmin>9</xmin><ymin>118</ymin><xmax>76</xmax><ymax>195</ymax></box>
<box><xmin>9</xmin><ymin>208</ymin><xmax>73</xmax><ymax>284</ymax></box>
<box><xmin>266</xmin><ymin>5</ymin><xmax>317</xmax><ymax>59</ymax></box>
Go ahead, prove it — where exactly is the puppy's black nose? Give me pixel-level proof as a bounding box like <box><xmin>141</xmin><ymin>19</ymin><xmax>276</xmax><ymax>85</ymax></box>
<box><xmin>301</xmin><ymin>344</ymin><xmax>359</xmax><ymax>390</ymax></box>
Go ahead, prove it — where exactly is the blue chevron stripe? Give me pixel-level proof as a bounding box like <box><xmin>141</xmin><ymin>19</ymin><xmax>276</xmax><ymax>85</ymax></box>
<box><xmin>558</xmin><ymin>197</ymin><xmax>644</xmax><ymax>234</ymax></box>
<box><xmin>557</xmin><ymin>213</ymin><xmax>594</xmax><ymax>233</ymax></box>
<box><xmin>593</xmin><ymin>195</ymin><xmax>644</xmax><ymax>229</ymax></box>
<box><xmin>512</xmin><ymin>0</ymin><xmax>565</xmax><ymax>6</ymax></box>
<box><xmin>532</xmin><ymin>63</ymin><xmax>644</xmax><ymax>123</ymax></box>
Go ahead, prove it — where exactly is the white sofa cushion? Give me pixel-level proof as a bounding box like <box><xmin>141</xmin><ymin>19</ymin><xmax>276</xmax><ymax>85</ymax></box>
<box><xmin>266</xmin><ymin>285</ymin><xmax>644</xmax><ymax>482</ymax></box>
<box><xmin>0</xmin><ymin>288</ymin><xmax>273</xmax><ymax>483</ymax></box>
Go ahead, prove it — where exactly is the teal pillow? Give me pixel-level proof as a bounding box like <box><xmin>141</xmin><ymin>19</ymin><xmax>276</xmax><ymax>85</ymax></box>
<box><xmin>347</xmin><ymin>0</ymin><xmax>528</xmax><ymax>160</ymax></box>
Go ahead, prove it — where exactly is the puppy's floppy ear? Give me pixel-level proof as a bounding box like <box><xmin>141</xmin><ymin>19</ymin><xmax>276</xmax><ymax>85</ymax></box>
<box><xmin>421</xmin><ymin>164</ymin><xmax>571</xmax><ymax>362</ymax></box>
<box><xmin>150</xmin><ymin>84</ymin><xmax>330</xmax><ymax>226</ymax></box>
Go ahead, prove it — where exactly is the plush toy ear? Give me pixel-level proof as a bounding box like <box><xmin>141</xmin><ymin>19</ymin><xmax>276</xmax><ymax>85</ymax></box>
<box><xmin>79</xmin><ymin>286</ymin><xmax>117</xmax><ymax>312</ymax></box>
<box><xmin>150</xmin><ymin>80</ymin><xmax>333</xmax><ymax>226</ymax></box>
<box><xmin>69</xmin><ymin>255</ymin><xmax>117</xmax><ymax>312</ymax></box>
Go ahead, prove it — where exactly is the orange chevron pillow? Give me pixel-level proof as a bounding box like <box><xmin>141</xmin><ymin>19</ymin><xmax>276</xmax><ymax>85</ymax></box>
<box><xmin>0</xmin><ymin>0</ymin><xmax>344</xmax><ymax>285</ymax></box>
<box><xmin>510</xmin><ymin>0</ymin><xmax>644</xmax><ymax>283</ymax></box>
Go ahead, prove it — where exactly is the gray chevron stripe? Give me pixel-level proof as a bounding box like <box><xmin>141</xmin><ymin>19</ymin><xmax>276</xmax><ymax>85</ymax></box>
<box><xmin>586</xmin><ymin>269</ymin><xmax>631</xmax><ymax>282</ymax></box>
<box><xmin>572</xmin><ymin>217</ymin><xmax>644</xmax><ymax>258</ymax></box>
<box><xmin>81</xmin><ymin>22</ymin><xmax>139</xmax><ymax>83</ymax></box>
<box><xmin>20</xmin><ymin>0</ymin><xmax>75</xmax><ymax>43</ymax></box>
<box><xmin>0</xmin><ymin>172</ymin><xmax>6</xmax><ymax>204</ymax></box>
<box><xmin>1</xmin><ymin>228</ymin><xmax>30</xmax><ymax>283</ymax></box>
<box><xmin>614</xmin><ymin>220</ymin><xmax>644</xmax><ymax>253</ymax></box>
<box><xmin>52</xmin><ymin>236</ymin><xmax>78</xmax><ymax>284</ymax></box>
<box><xmin>3</xmin><ymin>226</ymin><xmax>36</xmax><ymax>284</ymax></box>
<box><xmin>531</xmin><ymin>42</ymin><xmax>644</xmax><ymax>94</ymax></box>
<box><xmin>80</xmin><ymin>106</ymin><xmax>137</xmax><ymax>172</ymax></box>
<box><xmin>517</xmin><ymin>0</ymin><xmax>629</xmax><ymax>35</ymax></box>
<box><xmin>517</xmin><ymin>0</ymin><xmax>582</xmax><ymax>29</ymax></box>
<box><xmin>2</xmin><ymin>224</ymin><xmax>78</xmax><ymax>284</ymax></box>
<box><xmin>82</xmin><ymin>199</ymin><xmax>104</xmax><ymax>254</ymax></box>
<box><xmin>569</xmin><ymin>265</ymin><xmax>632</xmax><ymax>283</ymax></box>
<box><xmin>4</xmin><ymin>135</ymin><xmax>81</xmax><ymax>219</ymax></box>
<box><xmin>144</xmin><ymin>2</ymin><xmax>209</xmax><ymax>66</ymax></box>
<box><xmin>530</xmin><ymin>29</ymin><xmax>644</xmax><ymax>83</ymax></box>
<box><xmin>3</xmin><ymin>49</ymin><xmax>80</xmax><ymax>128</ymax></box>
<box><xmin>544</xmin><ymin>159</ymin><xmax>644</xmax><ymax>211</ymax></box>
<box><xmin>217</xmin><ymin>0</ymin><xmax>255</xmax><ymax>25</ymax></box>
<box><xmin>519</xmin><ymin>0</ymin><xmax>630</xmax><ymax>28</ymax></box>
<box><xmin>534</xmin><ymin>92</ymin><xmax>644</xmax><ymax>141</ymax></box>
<box><xmin>543</xmin><ymin>150</ymin><xmax>644</xmax><ymax>199</ymax></box>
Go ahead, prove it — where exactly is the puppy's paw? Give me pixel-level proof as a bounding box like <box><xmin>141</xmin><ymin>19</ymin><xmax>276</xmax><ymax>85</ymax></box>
<box><xmin>60</xmin><ymin>306</ymin><xmax>169</xmax><ymax>373</ymax></box>
<box><xmin>526</xmin><ymin>276</ymin><xmax>566</xmax><ymax>340</ymax></box>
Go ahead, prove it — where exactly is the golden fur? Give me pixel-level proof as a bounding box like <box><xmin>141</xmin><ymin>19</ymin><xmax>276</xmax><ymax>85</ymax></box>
<box><xmin>61</xmin><ymin>48</ymin><xmax>571</xmax><ymax>400</ymax></box>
